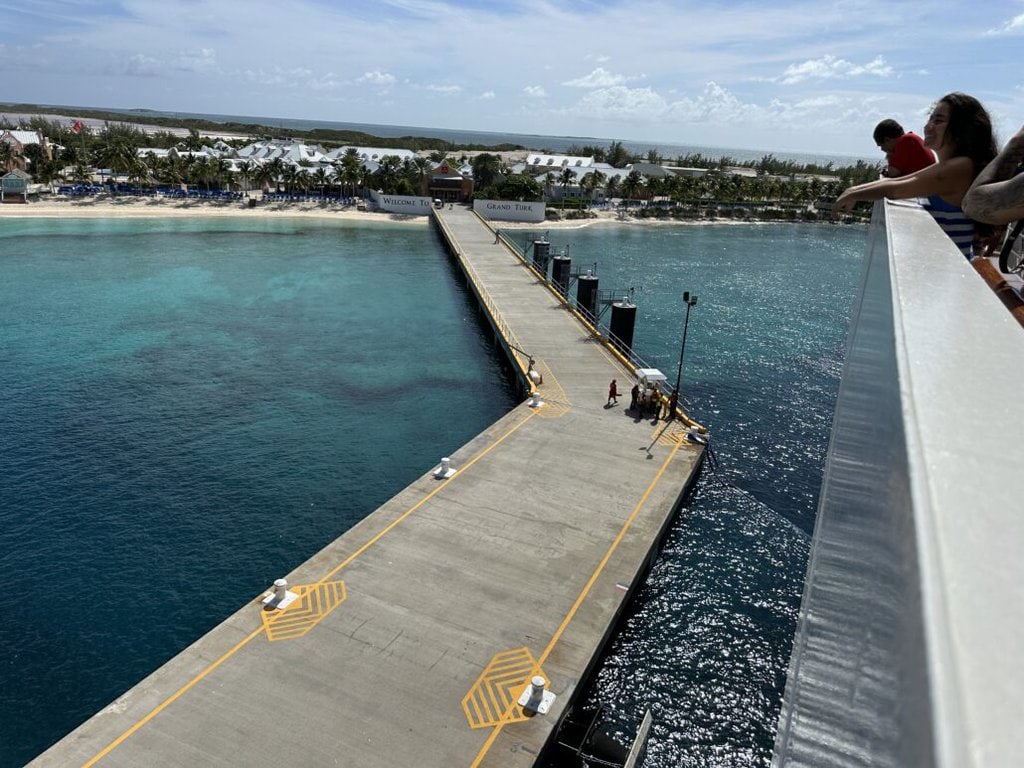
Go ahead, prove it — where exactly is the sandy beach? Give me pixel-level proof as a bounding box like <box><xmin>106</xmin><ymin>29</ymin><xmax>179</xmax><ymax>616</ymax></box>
<box><xmin>0</xmin><ymin>195</ymin><xmax>644</xmax><ymax>228</ymax></box>
<box><xmin>0</xmin><ymin>196</ymin><xmax>423</xmax><ymax>224</ymax></box>
<box><xmin>0</xmin><ymin>195</ymin><xmax>771</xmax><ymax>229</ymax></box>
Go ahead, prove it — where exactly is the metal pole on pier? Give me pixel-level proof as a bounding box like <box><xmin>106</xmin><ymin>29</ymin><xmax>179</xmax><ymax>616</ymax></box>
<box><xmin>673</xmin><ymin>291</ymin><xmax>698</xmax><ymax>398</ymax></box>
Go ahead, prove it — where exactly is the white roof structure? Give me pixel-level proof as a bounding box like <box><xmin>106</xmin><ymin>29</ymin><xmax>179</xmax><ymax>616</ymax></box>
<box><xmin>523</xmin><ymin>153</ymin><xmax>594</xmax><ymax>169</ymax></box>
<box><xmin>1</xmin><ymin>129</ymin><xmax>43</xmax><ymax>147</ymax></box>
<box><xmin>325</xmin><ymin>146</ymin><xmax>418</xmax><ymax>163</ymax></box>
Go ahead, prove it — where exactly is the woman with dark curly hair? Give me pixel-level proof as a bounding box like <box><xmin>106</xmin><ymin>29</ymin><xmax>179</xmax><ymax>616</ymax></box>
<box><xmin>833</xmin><ymin>92</ymin><xmax>998</xmax><ymax>259</ymax></box>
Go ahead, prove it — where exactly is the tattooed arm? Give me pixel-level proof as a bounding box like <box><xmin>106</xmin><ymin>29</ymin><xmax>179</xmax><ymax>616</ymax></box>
<box><xmin>963</xmin><ymin>126</ymin><xmax>1024</xmax><ymax>225</ymax></box>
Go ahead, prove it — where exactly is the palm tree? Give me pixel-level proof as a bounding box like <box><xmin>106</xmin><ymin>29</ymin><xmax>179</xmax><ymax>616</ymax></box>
<box><xmin>267</xmin><ymin>158</ymin><xmax>286</xmax><ymax>192</ymax></box>
<box><xmin>282</xmin><ymin>164</ymin><xmax>300</xmax><ymax>195</ymax></box>
<box><xmin>93</xmin><ymin>138</ymin><xmax>137</xmax><ymax>188</ymax></box>
<box><xmin>127</xmin><ymin>156</ymin><xmax>149</xmax><ymax>193</ymax></box>
<box><xmin>142</xmin><ymin>151</ymin><xmax>160</xmax><ymax>185</ymax></box>
<box><xmin>339</xmin><ymin>148</ymin><xmax>361</xmax><ymax>198</ymax></box>
<box><xmin>413</xmin><ymin>156</ymin><xmax>431</xmax><ymax>195</ymax></box>
<box><xmin>212</xmin><ymin>158</ymin><xmax>231</xmax><ymax>191</ymax></box>
<box><xmin>294</xmin><ymin>167</ymin><xmax>312</xmax><ymax>197</ymax></box>
<box><xmin>254</xmin><ymin>162</ymin><xmax>275</xmax><ymax>194</ymax></box>
<box><xmin>558</xmin><ymin>167</ymin><xmax>575</xmax><ymax>204</ymax></box>
<box><xmin>313</xmin><ymin>167</ymin><xmax>329</xmax><ymax>198</ymax></box>
<box><xmin>605</xmin><ymin>176</ymin><xmax>620</xmax><ymax>200</ymax></box>
<box><xmin>543</xmin><ymin>172</ymin><xmax>555</xmax><ymax>201</ymax></box>
<box><xmin>189</xmin><ymin>157</ymin><xmax>213</xmax><ymax>191</ymax></box>
<box><xmin>621</xmin><ymin>170</ymin><xmax>644</xmax><ymax>202</ymax></box>
<box><xmin>236</xmin><ymin>160</ymin><xmax>253</xmax><ymax>195</ymax></box>
<box><xmin>472</xmin><ymin>153</ymin><xmax>503</xmax><ymax>190</ymax></box>
<box><xmin>0</xmin><ymin>139</ymin><xmax>16</xmax><ymax>173</ymax></box>
<box><xmin>162</xmin><ymin>155</ymin><xmax>187</xmax><ymax>189</ymax></box>
<box><xmin>376</xmin><ymin>155</ymin><xmax>402</xmax><ymax>193</ymax></box>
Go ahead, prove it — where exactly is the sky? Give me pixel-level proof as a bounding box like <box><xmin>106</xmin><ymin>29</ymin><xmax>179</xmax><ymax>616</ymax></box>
<box><xmin>2</xmin><ymin>0</ymin><xmax>1023</xmax><ymax>158</ymax></box>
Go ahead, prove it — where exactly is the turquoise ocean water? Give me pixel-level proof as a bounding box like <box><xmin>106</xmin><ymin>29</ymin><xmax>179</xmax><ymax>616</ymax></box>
<box><xmin>0</xmin><ymin>216</ymin><xmax>867</xmax><ymax>767</ymax></box>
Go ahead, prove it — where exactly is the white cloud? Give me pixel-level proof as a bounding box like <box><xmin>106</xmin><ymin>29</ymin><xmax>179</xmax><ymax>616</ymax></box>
<box><xmin>563</xmin><ymin>67</ymin><xmax>628</xmax><ymax>89</ymax></box>
<box><xmin>780</xmin><ymin>54</ymin><xmax>892</xmax><ymax>84</ymax></box>
<box><xmin>173</xmin><ymin>48</ymin><xmax>218</xmax><ymax>73</ymax></box>
<box><xmin>479</xmin><ymin>90</ymin><xmax>495</xmax><ymax>100</ymax></box>
<box><xmin>570</xmin><ymin>85</ymin><xmax>668</xmax><ymax>120</ymax></box>
<box><xmin>426</xmin><ymin>84</ymin><xmax>462</xmax><ymax>95</ymax></box>
<box><xmin>523</xmin><ymin>85</ymin><xmax>547</xmax><ymax>97</ymax></box>
<box><xmin>986</xmin><ymin>12</ymin><xmax>1024</xmax><ymax>35</ymax></box>
<box><xmin>665</xmin><ymin>82</ymin><xmax>767</xmax><ymax>124</ymax></box>
<box><xmin>307</xmin><ymin>73</ymin><xmax>343</xmax><ymax>91</ymax></box>
<box><xmin>239</xmin><ymin>66</ymin><xmax>342</xmax><ymax>92</ymax></box>
<box><xmin>358</xmin><ymin>70</ymin><xmax>396</xmax><ymax>87</ymax></box>
<box><xmin>117</xmin><ymin>53</ymin><xmax>161</xmax><ymax>78</ymax></box>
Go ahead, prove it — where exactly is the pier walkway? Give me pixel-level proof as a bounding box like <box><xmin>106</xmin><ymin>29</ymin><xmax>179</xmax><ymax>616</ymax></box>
<box><xmin>35</xmin><ymin>206</ymin><xmax>703</xmax><ymax>768</ymax></box>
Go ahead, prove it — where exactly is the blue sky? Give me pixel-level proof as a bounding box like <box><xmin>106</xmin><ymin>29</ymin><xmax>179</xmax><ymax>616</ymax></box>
<box><xmin>2</xmin><ymin>0</ymin><xmax>1023</xmax><ymax>157</ymax></box>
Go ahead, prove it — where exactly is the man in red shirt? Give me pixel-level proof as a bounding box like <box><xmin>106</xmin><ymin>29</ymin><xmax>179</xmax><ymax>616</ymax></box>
<box><xmin>873</xmin><ymin>119</ymin><xmax>935</xmax><ymax>177</ymax></box>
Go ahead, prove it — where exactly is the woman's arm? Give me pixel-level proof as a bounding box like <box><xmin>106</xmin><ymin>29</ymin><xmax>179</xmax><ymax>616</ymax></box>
<box><xmin>832</xmin><ymin>157</ymin><xmax>975</xmax><ymax>216</ymax></box>
<box><xmin>963</xmin><ymin>127</ymin><xmax>1024</xmax><ymax>225</ymax></box>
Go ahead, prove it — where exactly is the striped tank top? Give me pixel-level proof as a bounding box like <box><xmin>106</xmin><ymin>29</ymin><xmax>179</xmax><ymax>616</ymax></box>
<box><xmin>922</xmin><ymin>195</ymin><xmax>974</xmax><ymax>259</ymax></box>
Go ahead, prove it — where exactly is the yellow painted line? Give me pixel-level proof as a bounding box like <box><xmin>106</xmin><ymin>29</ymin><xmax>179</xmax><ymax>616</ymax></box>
<box><xmin>317</xmin><ymin>410</ymin><xmax>535</xmax><ymax>585</ymax></box>
<box><xmin>83</xmin><ymin>409</ymin><xmax>536</xmax><ymax>766</ymax></box>
<box><xmin>82</xmin><ymin>625</ymin><xmax>265</xmax><ymax>768</ymax></box>
<box><xmin>469</xmin><ymin>437</ymin><xmax>684</xmax><ymax>767</ymax></box>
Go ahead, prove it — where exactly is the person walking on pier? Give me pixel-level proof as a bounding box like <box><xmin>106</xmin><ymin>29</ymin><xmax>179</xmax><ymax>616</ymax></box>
<box><xmin>607</xmin><ymin>379</ymin><xmax>619</xmax><ymax>406</ymax></box>
<box><xmin>629</xmin><ymin>382</ymin><xmax>639</xmax><ymax>412</ymax></box>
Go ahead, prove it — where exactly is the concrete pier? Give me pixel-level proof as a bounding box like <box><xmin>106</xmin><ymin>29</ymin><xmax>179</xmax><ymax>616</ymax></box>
<box><xmin>34</xmin><ymin>205</ymin><xmax>704</xmax><ymax>767</ymax></box>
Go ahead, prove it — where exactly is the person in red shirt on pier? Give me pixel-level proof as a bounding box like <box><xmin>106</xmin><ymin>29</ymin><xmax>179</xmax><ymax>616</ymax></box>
<box><xmin>873</xmin><ymin>119</ymin><xmax>936</xmax><ymax>177</ymax></box>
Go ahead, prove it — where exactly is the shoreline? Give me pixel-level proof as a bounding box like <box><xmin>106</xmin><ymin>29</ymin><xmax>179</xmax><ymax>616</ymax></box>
<box><xmin>0</xmin><ymin>196</ymin><xmax>846</xmax><ymax>228</ymax></box>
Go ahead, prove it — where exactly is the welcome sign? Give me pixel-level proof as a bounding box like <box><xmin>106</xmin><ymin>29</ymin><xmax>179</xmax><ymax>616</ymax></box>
<box><xmin>369</xmin><ymin>190</ymin><xmax>433</xmax><ymax>215</ymax></box>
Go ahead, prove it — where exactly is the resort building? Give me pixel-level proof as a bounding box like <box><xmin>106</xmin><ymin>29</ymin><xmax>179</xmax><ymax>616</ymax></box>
<box><xmin>0</xmin><ymin>129</ymin><xmax>51</xmax><ymax>171</ymax></box>
<box><xmin>428</xmin><ymin>159</ymin><xmax>473</xmax><ymax>202</ymax></box>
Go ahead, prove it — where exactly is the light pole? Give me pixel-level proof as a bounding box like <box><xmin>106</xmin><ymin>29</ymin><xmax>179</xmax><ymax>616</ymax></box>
<box><xmin>673</xmin><ymin>291</ymin><xmax>698</xmax><ymax>398</ymax></box>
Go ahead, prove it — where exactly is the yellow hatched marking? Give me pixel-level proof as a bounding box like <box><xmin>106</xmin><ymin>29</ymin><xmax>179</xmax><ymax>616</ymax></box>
<box><xmin>462</xmin><ymin>647</ymin><xmax>544</xmax><ymax>729</ymax></box>
<box><xmin>531</xmin><ymin>360</ymin><xmax>570</xmax><ymax>419</ymax></box>
<box><xmin>83</xmin><ymin>415</ymin><xmax>536</xmax><ymax>767</ymax></box>
<box><xmin>470</xmin><ymin>438</ymin><xmax>685</xmax><ymax>767</ymax></box>
<box><xmin>650</xmin><ymin>420</ymin><xmax>690</xmax><ymax>446</ymax></box>
<box><xmin>261</xmin><ymin>580</ymin><xmax>347</xmax><ymax>642</ymax></box>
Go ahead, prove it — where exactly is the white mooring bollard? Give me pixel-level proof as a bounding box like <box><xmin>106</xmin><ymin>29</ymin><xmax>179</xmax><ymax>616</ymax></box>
<box><xmin>262</xmin><ymin>578</ymin><xmax>299</xmax><ymax>610</ymax></box>
<box><xmin>528</xmin><ymin>391</ymin><xmax>542</xmax><ymax>408</ymax></box>
<box><xmin>434</xmin><ymin>457</ymin><xmax>456</xmax><ymax>478</ymax></box>
<box><xmin>518</xmin><ymin>674</ymin><xmax>556</xmax><ymax>714</ymax></box>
